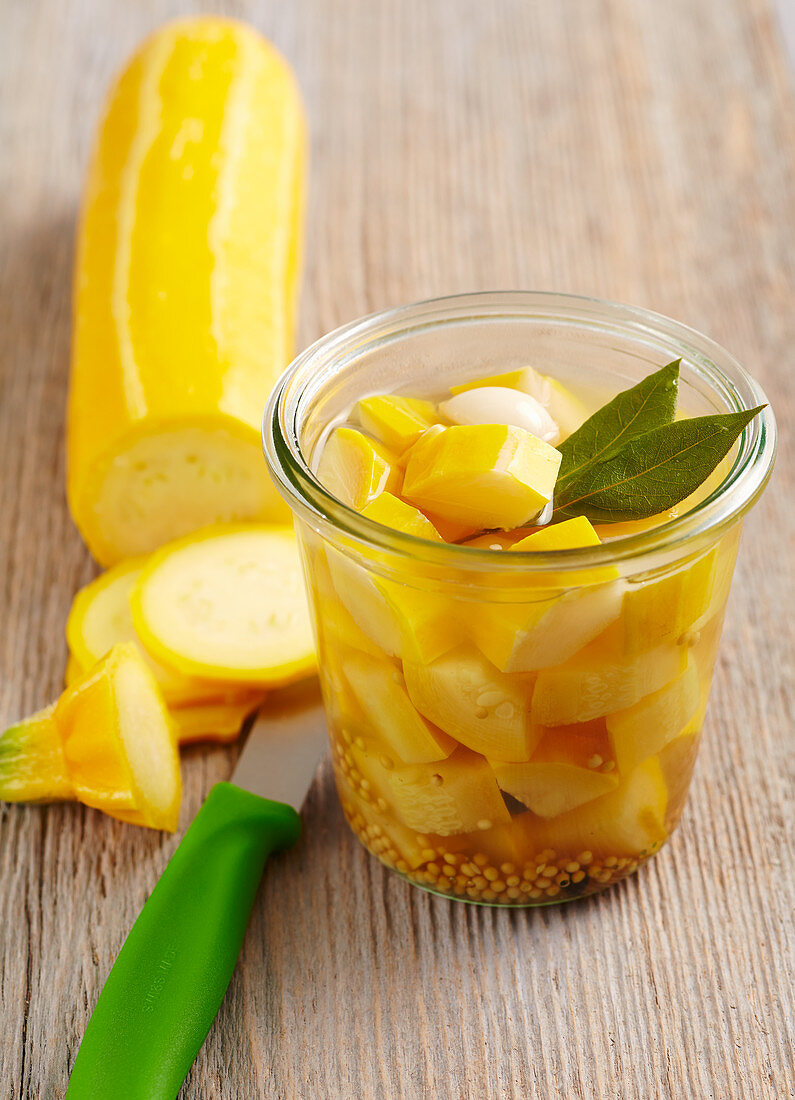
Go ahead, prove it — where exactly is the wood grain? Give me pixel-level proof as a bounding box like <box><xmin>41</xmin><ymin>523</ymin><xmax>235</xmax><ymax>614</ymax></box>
<box><xmin>1</xmin><ymin>1</ymin><xmax>793</xmax><ymax>1097</ymax></box>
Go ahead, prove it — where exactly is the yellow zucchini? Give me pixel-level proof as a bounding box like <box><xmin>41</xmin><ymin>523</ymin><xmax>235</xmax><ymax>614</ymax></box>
<box><xmin>67</xmin><ymin>17</ymin><xmax>306</xmax><ymax>564</ymax></box>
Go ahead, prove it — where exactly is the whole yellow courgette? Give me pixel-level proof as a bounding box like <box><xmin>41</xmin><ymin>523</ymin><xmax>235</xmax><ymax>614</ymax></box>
<box><xmin>67</xmin><ymin>17</ymin><xmax>306</xmax><ymax>564</ymax></box>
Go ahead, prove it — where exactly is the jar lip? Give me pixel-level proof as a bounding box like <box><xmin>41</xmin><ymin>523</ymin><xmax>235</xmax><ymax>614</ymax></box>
<box><xmin>264</xmin><ymin>290</ymin><xmax>777</xmax><ymax>572</ymax></box>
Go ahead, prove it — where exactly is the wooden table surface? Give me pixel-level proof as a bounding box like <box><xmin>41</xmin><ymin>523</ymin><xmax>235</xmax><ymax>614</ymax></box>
<box><xmin>1</xmin><ymin>2</ymin><xmax>793</xmax><ymax>1097</ymax></box>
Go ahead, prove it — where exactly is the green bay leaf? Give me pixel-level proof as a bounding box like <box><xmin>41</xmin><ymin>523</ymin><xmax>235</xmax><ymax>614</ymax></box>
<box><xmin>556</xmin><ymin>360</ymin><xmax>680</xmax><ymax>491</ymax></box>
<box><xmin>553</xmin><ymin>406</ymin><xmax>764</xmax><ymax>522</ymax></box>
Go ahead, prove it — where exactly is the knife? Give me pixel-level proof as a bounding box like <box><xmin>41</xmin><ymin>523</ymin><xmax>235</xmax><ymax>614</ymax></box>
<box><xmin>65</xmin><ymin>682</ymin><xmax>328</xmax><ymax>1100</ymax></box>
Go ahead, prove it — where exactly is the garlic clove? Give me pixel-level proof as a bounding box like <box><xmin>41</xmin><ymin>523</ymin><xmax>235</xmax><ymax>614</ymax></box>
<box><xmin>439</xmin><ymin>386</ymin><xmax>560</xmax><ymax>444</ymax></box>
<box><xmin>517</xmin><ymin>366</ymin><xmax>553</xmax><ymax>406</ymax></box>
<box><xmin>518</xmin><ymin>368</ymin><xmax>590</xmax><ymax>438</ymax></box>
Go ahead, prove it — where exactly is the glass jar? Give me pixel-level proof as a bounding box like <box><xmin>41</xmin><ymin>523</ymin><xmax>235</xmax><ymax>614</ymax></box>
<box><xmin>264</xmin><ymin>292</ymin><xmax>776</xmax><ymax>906</ymax></box>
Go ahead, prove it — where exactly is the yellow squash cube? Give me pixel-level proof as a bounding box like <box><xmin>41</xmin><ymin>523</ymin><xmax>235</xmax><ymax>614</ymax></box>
<box><xmin>531</xmin><ymin>639</ymin><xmax>687</xmax><ymax>726</ymax></box>
<box><xmin>511</xmin><ymin>516</ymin><xmax>601</xmax><ymax>551</ymax></box>
<box><xmin>606</xmin><ymin>658</ymin><xmax>701</xmax><ymax>773</ymax></box>
<box><xmin>342</xmin><ymin>653</ymin><xmax>456</xmax><ymax>764</ymax></box>
<box><xmin>316</xmin><ymin>588</ymin><xmax>384</xmax><ymax>660</ymax></box>
<box><xmin>325</xmin><ymin>549</ymin><xmax>402</xmax><ymax>657</ymax></box>
<box><xmin>449</xmin><ymin>369</ymin><xmax>526</xmax><ymax>395</ymax></box>
<box><xmin>309</xmin><ymin>546</ymin><xmax>384</xmax><ymax>658</ymax></box>
<box><xmin>690</xmin><ymin>534</ymin><xmax>739</xmax><ymax>633</ymax></box>
<box><xmin>351</xmin><ymin>742</ymin><xmax>512</xmax><ymax>837</ymax></box>
<box><xmin>418</xmin><ymin>510</ymin><xmax>482</xmax><ymax>544</ymax></box>
<box><xmin>359</xmin><ymin>492</ymin><xmax>443</xmax><ymax>541</ymax></box>
<box><xmin>470</xmin><ymin>510</ymin><xmax>624</xmax><ymax>673</ymax></box>
<box><xmin>490</xmin><ymin>719</ymin><xmax>619</xmax><ymax>818</ymax></box>
<box><xmin>335</xmin><ymin>771</ymin><xmax>430</xmax><ymax>870</ymax></box>
<box><xmin>341</xmin><ymin>491</ymin><xmax>456</xmax><ymax>662</ymax></box>
<box><xmin>319</xmin><ymin>659</ymin><xmax>369</xmax><ymax>738</ymax></box>
<box><xmin>402</xmin><ymin>424</ymin><xmax>561</xmax><ymax>531</ymax></box>
<box><xmin>619</xmin><ymin>549</ymin><xmax>719</xmax><ymax>654</ymax></box>
<box><xmin>526</xmin><ymin>375</ymin><xmax>590</xmax><ymax>439</ymax></box>
<box><xmin>509</xmin><ymin>516</ymin><xmax>618</xmax><ymax>586</ymax></box>
<box><xmin>326</xmin><ymin>547</ymin><xmax>460</xmax><ymax>664</ymax></box>
<box><xmin>515</xmin><ymin>757</ymin><xmax>669</xmax><ymax>858</ymax></box>
<box><xmin>379</xmin><ymin>582</ymin><xmax>462</xmax><ymax>663</ymax></box>
<box><xmin>404</xmin><ymin>646</ymin><xmax>538</xmax><ymax>761</ymax></box>
<box><xmin>656</xmin><ymin>726</ymin><xmax>702</xmax><ymax>818</ymax></box>
<box><xmin>315</xmin><ymin>427</ymin><xmax>401</xmax><ymax>510</ymax></box>
<box><xmin>468</xmin><ymin>582</ymin><xmax>625</xmax><ymax>673</ymax></box>
<box><xmin>355</xmin><ymin>395</ymin><xmax>436</xmax><ymax>453</ymax></box>
<box><xmin>491</xmin><ymin>761</ymin><xmax>618</xmax><ymax>819</ymax></box>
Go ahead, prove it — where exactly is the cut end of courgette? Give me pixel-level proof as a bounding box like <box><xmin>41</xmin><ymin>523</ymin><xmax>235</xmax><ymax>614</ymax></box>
<box><xmin>111</xmin><ymin>650</ymin><xmax>182</xmax><ymax>831</ymax></box>
<box><xmin>131</xmin><ymin>525</ymin><xmax>316</xmax><ymax>685</ymax></box>
<box><xmin>3</xmin><ymin>646</ymin><xmax>181</xmax><ymax>830</ymax></box>
<box><xmin>57</xmin><ymin>644</ymin><xmax>182</xmax><ymax>831</ymax></box>
<box><xmin>78</xmin><ymin>421</ymin><xmax>290</xmax><ymax>565</ymax></box>
<box><xmin>0</xmin><ymin>705</ymin><xmax>72</xmax><ymax>803</ymax></box>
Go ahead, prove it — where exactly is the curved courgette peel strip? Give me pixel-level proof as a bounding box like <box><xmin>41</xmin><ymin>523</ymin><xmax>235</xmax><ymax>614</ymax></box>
<box><xmin>0</xmin><ymin>644</ymin><xmax>181</xmax><ymax>831</ymax></box>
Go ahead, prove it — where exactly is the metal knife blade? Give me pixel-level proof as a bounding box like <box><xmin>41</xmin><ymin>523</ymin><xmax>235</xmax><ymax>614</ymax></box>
<box><xmin>231</xmin><ymin>679</ymin><xmax>328</xmax><ymax>809</ymax></box>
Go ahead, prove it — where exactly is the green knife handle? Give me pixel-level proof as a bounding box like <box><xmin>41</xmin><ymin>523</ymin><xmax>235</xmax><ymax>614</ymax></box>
<box><xmin>66</xmin><ymin>781</ymin><xmax>301</xmax><ymax>1100</ymax></box>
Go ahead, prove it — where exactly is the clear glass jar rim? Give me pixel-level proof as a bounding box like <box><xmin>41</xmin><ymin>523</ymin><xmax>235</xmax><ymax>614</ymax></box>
<box><xmin>263</xmin><ymin>291</ymin><xmax>777</xmax><ymax>572</ymax></box>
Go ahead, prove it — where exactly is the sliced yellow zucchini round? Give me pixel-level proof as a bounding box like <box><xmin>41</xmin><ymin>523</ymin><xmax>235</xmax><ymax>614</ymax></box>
<box><xmin>131</xmin><ymin>525</ymin><xmax>316</xmax><ymax>685</ymax></box>
<box><xmin>66</xmin><ymin>558</ymin><xmax>260</xmax><ymax>706</ymax></box>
